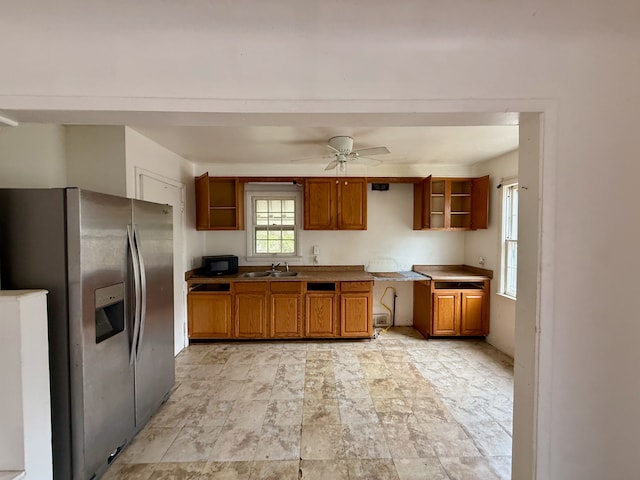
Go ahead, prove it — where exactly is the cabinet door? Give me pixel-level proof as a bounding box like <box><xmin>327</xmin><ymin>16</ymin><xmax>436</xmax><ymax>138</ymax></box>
<box><xmin>187</xmin><ymin>293</ymin><xmax>232</xmax><ymax>339</ymax></box>
<box><xmin>413</xmin><ymin>176</ymin><xmax>432</xmax><ymax>230</ymax></box>
<box><xmin>470</xmin><ymin>175</ymin><xmax>490</xmax><ymax>230</ymax></box>
<box><xmin>412</xmin><ymin>280</ymin><xmax>431</xmax><ymax>338</ymax></box>
<box><xmin>340</xmin><ymin>293</ymin><xmax>372</xmax><ymax>337</ymax></box>
<box><xmin>338</xmin><ymin>178</ymin><xmax>367</xmax><ymax>230</ymax></box>
<box><xmin>305</xmin><ymin>292</ymin><xmax>337</xmax><ymax>337</ymax></box>
<box><xmin>271</xmin><ymin>294</ymin><xmax>302</xmax><ymax>338</ymax></box>
<box><xmin>235</xmin><ymin>293</ymin><xmax>267</xmax><ymax>338</ymax></box>
<box><xmin>460</xmin><ymin>291</ymin><xmax>487</xmax><ymax>335</ymax></box>
<box><xmin>304</xmin><ymin>178</ymin><xmax>337</xmax><ymax>230</ymax></box>
<box><xmin>195</xmin><ymin>173</ymin><xmax>210</xmax><ymax>230</ymax></box>
<box><xmin>432</xmin><ymin>291</ymin><xmax>459</xmax><ymax>335</ymax></box>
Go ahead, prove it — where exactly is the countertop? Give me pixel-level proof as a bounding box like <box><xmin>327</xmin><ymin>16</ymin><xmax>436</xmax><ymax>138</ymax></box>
<box><xmin>412</xmin><ymin>265</ymin><xmax>493</xmax><ymax>281</ymax></box>
<box><xmin>186</xmin><ymin>265</ymin><xmax>376</xmax><ymax>284</ymax></box>
<box><xmin>186</xmin><ymin>265</ymin><xmax>490</xmax><ymax>285</ymax></box>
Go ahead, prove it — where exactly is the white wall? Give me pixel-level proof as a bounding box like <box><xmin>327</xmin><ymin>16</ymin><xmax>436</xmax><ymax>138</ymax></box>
<box><xmin>0</xmin><ymin>124</ymin><xmax>66</xmax><ymax>187</ymax></box>
<box><xmin>2</xmin><ymin>2</ymin><xmax>640</xmax><ymax>478</ymax></box>
<box><xmin>65</xmin><ymin>126</ymin><xmax>127</xmax><ymax>196</ymax></box>
<box><xmin>465</xmin><ymin>151</ymin><xmax>518</xmax><ymax>357</ymax></box>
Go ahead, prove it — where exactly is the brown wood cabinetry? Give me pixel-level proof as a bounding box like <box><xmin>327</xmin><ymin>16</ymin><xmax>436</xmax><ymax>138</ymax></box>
<box><xmin>304</xmin><ymin>178</ymin><xmax>367</xmax><ymax>230</ymax></box>
<box><xmin>234</xmin><ymin>282</ymin><xmax>267</xmax><ymax>338</ymax></box>
<box><xmin>340</xmin><ymin>281</ymin><xmax>373</xmax><ymax>337</ymax></box>
<box><xmin>305</xmin><ymin>283</ymin><xmax>338</xmax><ymax>337</ymax></box>
<box><xmin>413</xmin><ymin>175</ymin><xmax>489</xmax><ymax>230</ymax></box>
<box><xmin>187</xmin><ymin>285</ymin><xmax>232</xmax><ymax>339</ymax></box>
<box><xmin>195</xmin><ymin>173</ymin><xmax>244</xmax><ymax>230</ymax></box>
<box><xmin>413</xmin><ymin>279</ymin><xmax>489</xmax><ymax>338</ymax></box>
<box><xmin>270</xmin><ymin>281</ymin><xmax>304</xmax><ymax>338</ymax></box>
<box><xmin>186</xmin><ymin>278</ymin><xmax>373</xmax><ymax>341</ymax></box>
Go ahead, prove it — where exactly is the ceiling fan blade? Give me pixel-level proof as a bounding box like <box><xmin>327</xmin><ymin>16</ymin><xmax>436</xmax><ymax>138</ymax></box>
<box><xmin>327</xmin><ymin>144</ymin><xmax>340</xmax><ymax>154</ymax></box>
<box><xmin>352</xmin><ymin>146</ymin><xmax>390</xmax><ymax>156</ymax></box>
<box><xmin>324</xmin><ymin>159</ymin><xmax>339</xmax><ymax>170</ymax></box>
<box><xmin>354</xmin><ymin>156</ymin><xmax>383</xmax><ymax>167</ymax></box>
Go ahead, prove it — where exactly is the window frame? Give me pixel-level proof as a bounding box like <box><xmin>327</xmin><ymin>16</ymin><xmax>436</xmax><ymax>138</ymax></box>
<box><xmin>500</xmin><ymin>181</ymin><xmax>518</xmax><ymax>299</ymax></box>
<box><xmin>244</xmin><ymin>184</ymin><xmax>302</xmax><ymax>261</ymax></box>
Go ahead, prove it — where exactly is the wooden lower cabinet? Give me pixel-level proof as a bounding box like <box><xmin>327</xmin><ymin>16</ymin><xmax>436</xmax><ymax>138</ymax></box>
<box><xmin>340</xmin><ymin>281</ymin><xmax>373</xmax><ymax>337</ymax></box>
<box><xmin>460</xmin><ymin>291</ymin><xmax>487</xmax><ymax>335</ymax></box>
<box><xmin>187</xmin><ymin>291</ymin><xmax>232</xmax><ymax>339</ymax></box>
<box><xmin>270</xmin><ymin>282</ymin><xmax>304</xmax><ymax>338</ymax></box>
<box><xmin>187</xmin><ymin>279</ymin><xmax>373</xmax><ymax>340</ymax></box>
<box><xmin>234</xmin><ymin>282</ymin><xmax>267</xmax><ymax>338</ymax></box>
<box><xmin>305</xmin><ymin>290</ymin><xmax>338</xmax><ymax>337</ymax></box>
<box><xmin>432</xmin><ymin>291</ymin><xmax>459</xmax><ymax>336</ymax></box>
<box><xmin>413</xmin><ymin>280</ymin><xmax>489</xmax><ymax>338</ymax></box>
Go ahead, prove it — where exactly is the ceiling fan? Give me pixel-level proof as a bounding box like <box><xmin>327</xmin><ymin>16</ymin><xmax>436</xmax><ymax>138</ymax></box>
<box><xmin>295</xmin><ymin>136</ymin><xmax>391</xmax><ymax>171</ymax></box>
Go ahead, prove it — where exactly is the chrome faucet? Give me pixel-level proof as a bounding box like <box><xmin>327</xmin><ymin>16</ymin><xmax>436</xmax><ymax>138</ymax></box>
<box><xmin>284</xmin><ymin>262</ymin><xmax>289</xmax><ymax>272</ymax></box>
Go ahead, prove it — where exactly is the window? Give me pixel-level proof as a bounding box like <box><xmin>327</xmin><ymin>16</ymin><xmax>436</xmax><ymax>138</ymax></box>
<box><xmin>245</xmin><ymin>184</ymin><xmax>301</xmax><ymax>259</ymax></box>
<box><xmin>501</xmin><ymin>182</ymin><xmax>518</xmax><ymax>298</ymax></box>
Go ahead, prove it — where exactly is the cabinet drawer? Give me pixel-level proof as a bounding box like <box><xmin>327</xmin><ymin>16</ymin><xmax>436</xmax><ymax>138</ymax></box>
<box><xmin>234</xmin><ymin>281</ymin><xmax>268</xmax><ymax>293</ymax></box>
<box><xmin>270</xmin><ymin>281</ymin><xmax>304</xmax><ymax>293</ymax></box>
<box><xmin>340</xmin><ymin>281</ymin><xmax>372</xmax><ymax>293</ymax></box>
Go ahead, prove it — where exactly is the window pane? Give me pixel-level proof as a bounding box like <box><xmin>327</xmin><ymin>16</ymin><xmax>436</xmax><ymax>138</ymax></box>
<box><xmin>255</xmin><ymin>199</ymin><xmax>269</xmax><ymax>212</ymax></box>
<box><xmin>283</xmin><ymin>199</ymin><xmax>295</xmax><ymax>212</ymax></box>
<box><xmin>505</xmin><ymin>240</ymin><xmax>518</xmax><ymax>296</ymax></box>
<box><xmin>256</xmin><ymin>213</ymin><xmax>270</xmax><ymax>225</ymax></box>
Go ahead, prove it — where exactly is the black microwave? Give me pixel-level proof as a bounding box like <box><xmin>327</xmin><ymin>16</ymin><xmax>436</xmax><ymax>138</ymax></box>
<box><xmin>202</xmin><ymin>255</ymin><xmax>239</xmax><ymax>276</ymax></box>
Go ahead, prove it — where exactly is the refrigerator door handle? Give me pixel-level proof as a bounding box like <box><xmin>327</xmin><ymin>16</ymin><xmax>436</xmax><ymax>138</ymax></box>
<box><xmin>133</xmin><ymin>225</ymin><xmax>148</xmax><ymax>359</ymax></box>
<box><xmin>127</xmin><ymin>224</ymin><xmax>142</xmax><ymax>366</ymax></box>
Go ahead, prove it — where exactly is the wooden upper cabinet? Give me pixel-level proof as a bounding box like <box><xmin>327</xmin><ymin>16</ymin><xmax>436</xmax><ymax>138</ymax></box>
<box><xmin>195</xmin><ymin>173</ymin><xmax>244</xmax><ymax>230</ymax></box>
<box><xmin>413</xmin><ymin>175</ymin><xmax>489</xmax><ymax>231</ymax></box>
<box><xmin>338</xmin><ymin>179</ymin><xmax>367</xmax><ymax>229</ymax></box>
<box><xmin>304</xmin><ymin>178</ymin><xmax>338</xmax><ymax>229</ymax></box>
<box><xmin>304</xmin><ymin>178</ymin><xmax>367</xmax><ymax>230</ymax></box>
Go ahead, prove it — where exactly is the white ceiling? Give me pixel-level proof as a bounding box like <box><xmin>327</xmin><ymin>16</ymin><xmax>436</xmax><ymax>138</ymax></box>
<box><xmin>131</xmin><ymin>125</ymin><xmax>519</xmax><ymax>167</ymax></box>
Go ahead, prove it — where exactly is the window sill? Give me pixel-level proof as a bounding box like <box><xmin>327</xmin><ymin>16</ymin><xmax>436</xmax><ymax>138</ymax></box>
<box><xmin>496</xmin><ymin>292</ymin><xmax>517</xmax><ymax>301</ymax></box>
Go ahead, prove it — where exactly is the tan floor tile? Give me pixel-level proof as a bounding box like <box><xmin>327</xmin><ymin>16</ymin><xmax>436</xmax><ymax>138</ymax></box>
<box><xmin>393</xmin><ymin>458</ymin><xmax>449</xmax><ymax>480</ymax></box>
<box><xmin>210</xmin><ymin>426</ymin><xmax>262</xmax><ymax>461</ymax></box>
<box><xmin>263</xmin><ymin>399</ymin><xmax>303</xmax><ymax>426</ymax></box>
<box><xmin>209</xmin><ymin>380</ymin><xmax>245</xmax><ymax>400</ymax></box>
<box><xmin>439</xmin><ymin>455</ymin><xmax>509</xmax><ymax>480</ymax></box>
<box><xmin>149</xmin><ymin>462</ymin><xmax>209</xmax><ymax>479</ymax></box>
<box><xmin>204</xmin><ymin>461</ymin><xmax>251</xmax><ymax>479</ymax></box>
<box><xmin>367</xmin><ymin>378</ymin><xmax>404</xmax><ymax>398</ymax></box>
<box><xmin>382</xmin><ymin>422</ymin><xmax>436</xmax><ymax>458</ymax></box>
<box><xmin>184</xmin><ymin>399</ymin><xmax>232</xmax><ymax>427</ymax></box>
<box><xmin>225</xmin><ymin>399</ymin><xmax>269</xmax><ymax>427</ymax></box>
<box><xmin>254</xmin><ymin>425</ymin><xmax>301</xmax><ymax>460</ymax></box>
<box><xmin>161</xmin><ymin>425</ymin><xmax>222</xmax><ymax>462</ymax></box>
<box><xmin>238</xmin><ymin>380</ymin><xmax>274</xmax><ymax>400</ymax></box>
<box><xmin>421</xmin><ymin>422</ymin><xmax>481</xmax><ymax>457</ymax></box>
<box><xmin>302</xmin><ymin>398</ymin><xmax>341</xmax><ymax>425</ymax></box>
<box><xmin>118</xmin><ymin>426</ymin><xmax>180</xmax><ymax>463</ymax></box>
<box><xmin>300</xmin><ymin>424</ymin><xmax>346</xmax><ymax>459</ymax></box>
<box><xmin>461</xmin><ymin>421</ymin><xmax>513</xmax><ymax>456</ymax></box>
<box><xmin>248</xmin><ymin>460</ymin><xmax>299</xmax><ymax>479</ymax></box>
<box><xmin>101</xmin><ymin>462</ymin><xmax>155</xmax><ymax>480</ymax></box>
<box><xmin>299</xmin><ymin>459</ymin><xmax>349</xmax><ymax>480</ymax></box>
<box><xmin>338</xmin><ymin>397</ymin><xmax>379</xmax><ymax>424</ymax></box>
<box><xmin>347</xmin><ymin>459</ymin><xmax>400</xmax><ymax>480</ymax></box>
<box><xmin>342</xmin><ymin>423</ymin><xmax>391</xmax><ymax>459</ymax></box>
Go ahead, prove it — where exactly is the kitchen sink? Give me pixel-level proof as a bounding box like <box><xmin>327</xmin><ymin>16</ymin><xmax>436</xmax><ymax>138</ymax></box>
<box><xmin>269</xmin><ymin>271</ymin><xmax>299</xmax><ymax>277</ymax></box>
<box><xmin>242</xmin><ymin>271</ymin><xmax>299</xmax><ymax>278</ymax></box>
<box><xmin>242</xmin><ymin>271</ymin><xmax>271</xmax><ymax>277</ymax></box>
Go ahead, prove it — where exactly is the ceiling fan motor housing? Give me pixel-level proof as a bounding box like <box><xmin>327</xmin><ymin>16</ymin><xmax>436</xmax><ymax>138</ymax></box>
<box><xmin>329</xmin><ymin>136</ymin><xmax>354</xmax><ymax>154</ymax></box>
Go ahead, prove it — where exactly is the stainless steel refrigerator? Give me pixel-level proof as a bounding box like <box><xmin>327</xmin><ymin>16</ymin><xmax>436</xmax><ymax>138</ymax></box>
<box><xmin>0</xmin><ymin>188</ymin><xmax>175</xmax><ymax>480</ymax></box>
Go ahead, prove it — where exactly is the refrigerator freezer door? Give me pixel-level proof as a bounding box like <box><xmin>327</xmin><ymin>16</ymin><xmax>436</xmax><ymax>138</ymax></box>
<box><xmin>131</xmin><ymin>199</ymin><xmax>175</xmax><ymax>426</ymax></box>
<box><xmin>67</xmin><ymin>189</ymin><xmax>136</xmax><ymax>479</ymax></box>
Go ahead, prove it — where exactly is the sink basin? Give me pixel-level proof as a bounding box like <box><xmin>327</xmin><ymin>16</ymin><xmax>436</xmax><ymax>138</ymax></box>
<box><xmin>242</xmin><ymin>271</ymin><xmax>271</xmax><ymax>278</ymax></box>
<box><xmin>270</xmin><ymin>271</ymin><xmax>299</xmax><ymax>277</ymax></box>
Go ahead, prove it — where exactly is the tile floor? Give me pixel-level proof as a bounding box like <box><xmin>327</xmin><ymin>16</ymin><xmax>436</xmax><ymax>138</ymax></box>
<box><xmin>105</xmin><ymin>327</ymin><xmax>514</xmax><ymax>480</ymax></box>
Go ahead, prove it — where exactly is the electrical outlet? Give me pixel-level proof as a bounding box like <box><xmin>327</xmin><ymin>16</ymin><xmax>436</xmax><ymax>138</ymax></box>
<box><xmin>478</xmin><ymin>256</ymin><xmax>485</xmax><ymax>266</ymax></box>
<box><xmin>313</xmin><ymin>245</ymin><xmax>320</xmax><ymax>255</ymax></box>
